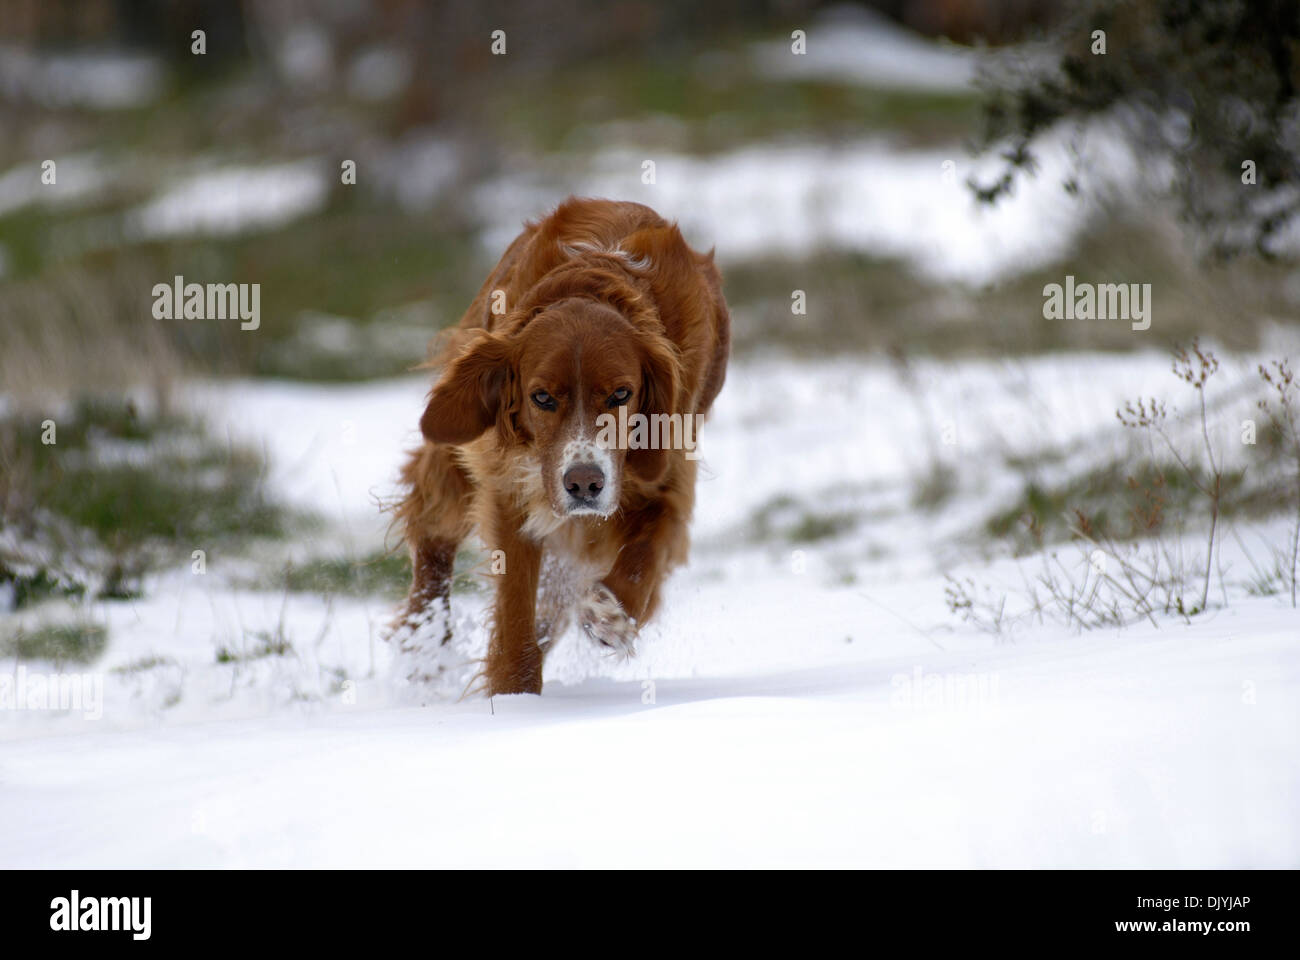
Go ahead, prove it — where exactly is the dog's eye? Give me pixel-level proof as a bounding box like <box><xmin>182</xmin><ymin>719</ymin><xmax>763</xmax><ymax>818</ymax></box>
<box><xmin>531</xmin><ymin>390</ymin><xmax>557</xmax><ymax>411</ymax></box>
<box><xmin>607</xmin><ymin>387</ymin><xmax>632</xmax><ymax>407</ymax></box>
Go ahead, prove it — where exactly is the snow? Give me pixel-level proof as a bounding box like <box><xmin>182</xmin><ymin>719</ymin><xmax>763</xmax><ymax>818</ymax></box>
<box><xmin>0</xmin><ymin>46</ymin><xmax>163</xmax><ymax>110</ymax></box>
<box><xmin>476</xmin><ymin>126</ymin><xmax>1146</xmax><ymax>286</ymax></box>
<box><xmin>750</xmin><ymin>5</ymin><xmax>979</xmax><ymax>92</ymax></box>
<box><xmin>347</xmin><ymin>47</ymin><xmax>414</xmax><ymax>103</ymax></box>
<box><xmin>0</xmin><ymin>154</ymin><xmax>110</xmax><ymax>218</ymax></box>
<box><xmin>1</xmin><ymin>606</ymin><xmax>1295</xmax><ymax>868</ymax></box>
<box><xmin>126</xmin><ymin>160</ymin><xmax>330</xmax><ymax>240</ymax></box>
<box><xmin>3</xmin><ymin>348</ymin><xmax>1298</xmax><ymax>867</ymax></box>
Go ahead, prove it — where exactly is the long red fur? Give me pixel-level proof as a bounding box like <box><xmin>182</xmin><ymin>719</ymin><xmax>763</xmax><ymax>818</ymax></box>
<box><xmin>394</xmin><ymin>197</ymin><xmax>730</xmax><ymax>694</ymax></box>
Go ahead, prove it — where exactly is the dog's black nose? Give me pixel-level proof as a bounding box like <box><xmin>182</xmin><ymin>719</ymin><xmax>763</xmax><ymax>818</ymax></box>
<box><xmin>564</xmin><ymin>463</ymin><xmax>605</xmax><ymax>502</ymax></box>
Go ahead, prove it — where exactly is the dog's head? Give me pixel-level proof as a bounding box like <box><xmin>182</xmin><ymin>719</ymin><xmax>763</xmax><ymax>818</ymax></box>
<box><xmin>420</xmin><ymin>297</ymin><xmax>680</xmax><ymax>518</ymax></box>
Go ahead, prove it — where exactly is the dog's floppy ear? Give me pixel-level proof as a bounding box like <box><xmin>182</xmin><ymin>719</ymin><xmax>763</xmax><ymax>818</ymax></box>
<box><xmin>420</xmin><ymin>332</ymin><xmax>516</xmax><ymax>445</ymax></box>
<box><xmin>627</xmin><ymin>332</ymin><xmax>682</xmax><ymax>482</ymax></box>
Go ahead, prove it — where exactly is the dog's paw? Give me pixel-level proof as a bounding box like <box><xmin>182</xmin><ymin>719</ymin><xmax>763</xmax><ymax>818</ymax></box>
<box><xmin>390</xmin><ymin>594</ymin><xmax>451</xmax><ymax>652</ymax></box>
<box><xmin>579</xmin><ymin>583</ymin><xmax>637</xmax><ymax>658</ymax></box>
<box><xmin>386</xmin><ymin>595</ymin><xmax>465</xmax><ymax>695</ymax></box>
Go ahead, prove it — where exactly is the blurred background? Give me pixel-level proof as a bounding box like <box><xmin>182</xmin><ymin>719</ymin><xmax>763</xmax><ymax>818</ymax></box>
<box><xmin>1</xmin><ymin>0</ymin><xmax>1298</xmax><ymax>693</ymax></box>
<box><xmin>10</xmin><ymin>0</ymin><xmax>1296</xmax><ymax>395</ymax></box>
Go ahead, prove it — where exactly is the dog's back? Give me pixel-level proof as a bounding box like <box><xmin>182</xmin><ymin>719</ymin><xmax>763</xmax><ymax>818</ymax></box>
<box><xmin>446</xmin><ymin>198</ymin><xmax>728</xmax><ymax>416</ymax></box>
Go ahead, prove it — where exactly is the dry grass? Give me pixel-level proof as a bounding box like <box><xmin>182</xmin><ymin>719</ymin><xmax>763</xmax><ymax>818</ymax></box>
<box><xmin>0</xmin><ymin>260</ymin><xmax>184</xmax><ymax>411</ymax></box>
<box><xmin>952</xmin><ymin>343</ymin><xmax>1300</xmax><ymax>633</ymax></box>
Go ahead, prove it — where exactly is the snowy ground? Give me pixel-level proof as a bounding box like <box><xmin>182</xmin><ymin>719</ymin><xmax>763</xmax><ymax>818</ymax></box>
<box><xmin>474</xmin><ymin>123</ymin><xmax>1148</xmax><ymax>287</ymax></box>
<box><xmin>4</xmin><ymin>611</ymin><xmax>1295</xmax><ymax>868</ymax></box>
<box><xmin>2</xmin><ymin>348</ymin><xmax>1298</xmax><ymax>868</ymax></box>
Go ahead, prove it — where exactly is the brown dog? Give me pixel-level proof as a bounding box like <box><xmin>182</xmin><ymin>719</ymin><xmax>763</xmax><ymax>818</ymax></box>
<box><xmin>393</xmin><ymin>197</ymin><xmax>730</xmax><ymax>694</ymax></box>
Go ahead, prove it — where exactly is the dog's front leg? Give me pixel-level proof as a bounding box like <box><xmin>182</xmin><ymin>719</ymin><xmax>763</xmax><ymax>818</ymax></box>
<box><xmin>581</xmin><ymin>502</ymin><xmax>686</xmax><ymax>657</ymax></box>
<box><xmin>484</xmin><ymin>503</ymin><xmax>544</xmax><ymax>695</ymax></box>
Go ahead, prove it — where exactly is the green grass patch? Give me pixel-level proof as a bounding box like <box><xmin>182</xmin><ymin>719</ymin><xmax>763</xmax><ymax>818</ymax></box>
<box><xmin>110</xmin><ymin>655</ymin><xmax>178</xmax><ymax>675</ymax></box>
<box><xmin>2</xmin><ymin>622</ymin><xmax>108</xmax><ymax>664</ymax></box>
<box><xmin>984</xmin><ymin>458</ymin><xmax>1284</xmax><ymax>554</ymax></box>
<box><xmin>747</xmin><ymin>494</ymin><xmax>861</xmax><ymax>544</ymax></box>
<box><xmin>486</xmin><ymin>52</ymin><xmax>979</xmax><ymax>153</ymax></box>
<box><xmin>722</xmin><ymin>219</ymin><xmax>1295</xmax><ymax>360</ymax></box>
<box><xmin>9</xmin><ymin>399</ymin><xmax>288</xmax><ymax>548</ymax></box>
<box><xmin>277</xmin><ymin>551</ymin><xmax>411</xmax><ymax>599</ymax></box>
<box><xmin>183</xmin><ymin>200</ymin><xmax>480</xmax><ymax>380</ymax></box>
<box><xmin>0</xmin><ymin>562</ymin><xmax>84</xmax><ymax>610</ymax></box>
<box><xmin>0</xmin><ymin>397</ymin><xmax>303</xmax><ymax>604</ymax></box>
<box><xmin>266</xmin><ymin>547</ymin><xmax>486</xmax><ymax>598</ymax></box>
<box><xmin>0</xmin><ymin>190</ymin><xmax>480</xmax><ymax>384</ymax></box>
<box><xmin>216</xmin><ymin>631</ymin><xmax>294</xmax><ymax>663</ymax></box>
